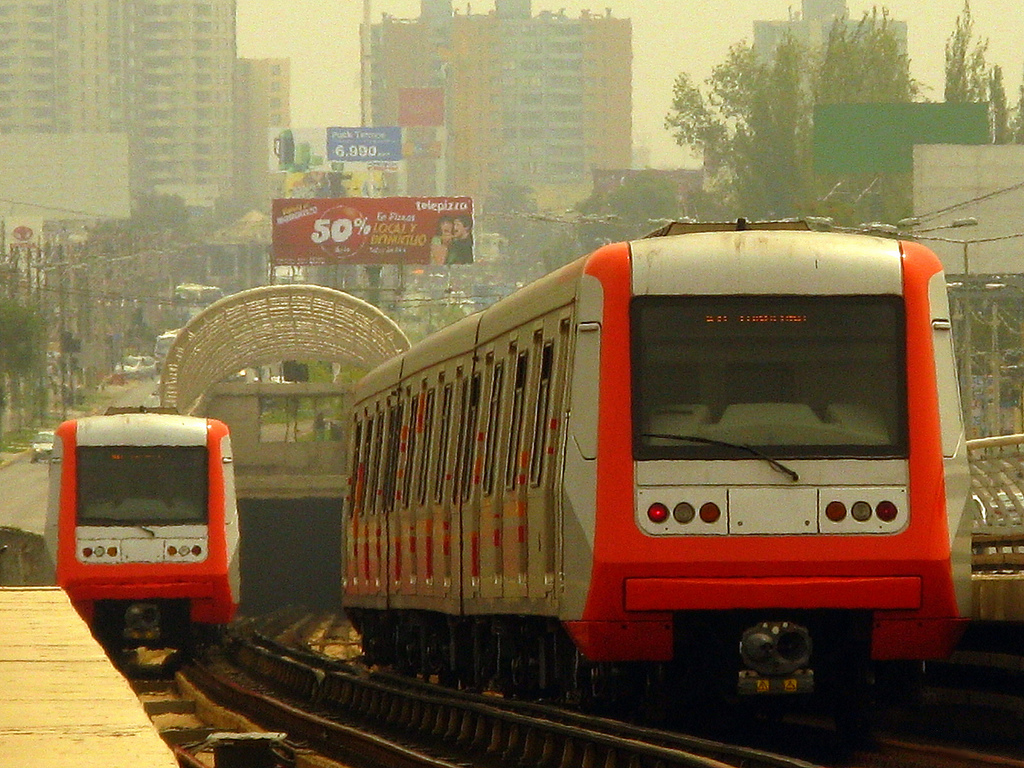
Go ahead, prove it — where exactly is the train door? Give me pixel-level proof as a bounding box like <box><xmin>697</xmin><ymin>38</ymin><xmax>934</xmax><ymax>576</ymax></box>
<box><xmin>500</xmin><ymin>335</ymin><xmax>531</xmax><ymax>601</ymax></box>
<box><xmin>343</xmin><ymin>415</ymin><xmax>362</xmax><ymax>598</ymax></box>
<box><xmin>383</xmin><ymin>392</ymin><xmax>405</xmax><ymax>599</ymax></box>
<box><xmin>524</xmin><ymin>313</ymin><xmax>572</xmax><ymax>607</ymax></box>
<box><xmin>427</xmin><ymin>361</ymin><xmax>466</xmax><ymax>614</ymax></box>
<box><xmin>364</xmin><ymin>399</ymin><xmax>389</xmax><ymax>607</ymax></box>
<box><xmin>412</xmin><ymin>382</ymin><xmax>440</xmax><ymax>603</ymax></box>
<box><xmin>394</xmin><ymin>385</ymin><xmax>420</xmax><ymax>601</ymax></box>
<box><xmin>476</xmin><ymin>347</ymin><xmax>508</xmax><ymax>605</ymax></box>
<box><xmin>454</xmin><ymin>368</ymin><xmax>483</xmax><ymax>609</ymax></box>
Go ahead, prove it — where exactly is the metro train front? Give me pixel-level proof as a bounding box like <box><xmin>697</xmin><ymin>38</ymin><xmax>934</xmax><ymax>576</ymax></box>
<box><xmin>43</xmin><ymin>411</ymin><xmax>240</xmax><ymax>653</ymax></box>
<box><xmin>564</xmin><ymin>227</ymin><xmax>973</xmax><ymax>702</ymax></box>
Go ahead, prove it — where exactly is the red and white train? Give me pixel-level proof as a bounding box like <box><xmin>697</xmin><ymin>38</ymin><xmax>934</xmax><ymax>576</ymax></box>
<box><xmin>343</xmin><ymin>221</ymin><xmax>972</xmax><ymax>720</ymax></box>
<box><xmin>44</xmin><ymin>409</ymin><xmax>240</xmax><ymax>654</ymax></box>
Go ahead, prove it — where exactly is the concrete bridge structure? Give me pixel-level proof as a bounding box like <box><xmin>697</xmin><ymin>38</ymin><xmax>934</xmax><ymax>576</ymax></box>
<box><xmin>156</xmin><ymin>284</ymin><xmax>409</xmax><ymax>613</ymax></box>
<box><xmin>158</xmin><ymin>283</ymin><xmax>409</xmax><ymax>500</ymax></box>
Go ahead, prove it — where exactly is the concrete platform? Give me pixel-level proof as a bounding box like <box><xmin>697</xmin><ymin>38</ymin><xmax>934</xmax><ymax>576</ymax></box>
<box><xmin>0</xmin><ymin>587</ymin><xmax>177</xmax><ymax>767</ymax></box>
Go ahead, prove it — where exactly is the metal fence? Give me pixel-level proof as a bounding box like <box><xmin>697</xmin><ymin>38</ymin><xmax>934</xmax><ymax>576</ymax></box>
<box><xmin>967</xmin><ymin>434</ymin><xmax>1024</xmax><ymax>570</ymax></box>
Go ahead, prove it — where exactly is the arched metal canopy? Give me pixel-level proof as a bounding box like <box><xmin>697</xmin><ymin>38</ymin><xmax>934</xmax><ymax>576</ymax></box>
<box><xmin>159</xmin><ymin>284</ymin><xmax>409</xmax><ymax>414</ymax></box>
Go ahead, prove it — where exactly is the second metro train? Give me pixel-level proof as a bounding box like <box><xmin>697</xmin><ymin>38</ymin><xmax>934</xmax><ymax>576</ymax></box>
<box><xmin>44</xmin><ymin>409</ymin><xmax>240</xmax><ymax>656</ymax></box>
<box><xmin>343</xmin><ymin>220</ymin><xmax>973</xmax><ymax>721</ymax></box>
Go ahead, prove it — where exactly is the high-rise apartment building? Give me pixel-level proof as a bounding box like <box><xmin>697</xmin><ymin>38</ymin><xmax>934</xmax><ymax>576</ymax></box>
<box><xmin>235</xmin><ymin>58</ymin><xmax>291</xmax><ymax>212</ymax></box>
<box><xmin>368</xmin><ymin>0</ymin><xmax>631</xmax><ymax>209</ymax></box>
<box><xmin>0</xmin><ymin>0</ymin><xmax>237</xmax><ymax>206</ymax></box>
<box><xmin>753</xmin><ymin>0</ymin><xmax>907</xmax><ymax>61</ymax></box>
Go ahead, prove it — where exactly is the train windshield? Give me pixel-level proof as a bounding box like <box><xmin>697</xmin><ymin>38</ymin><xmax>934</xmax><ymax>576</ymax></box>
<box><xmin>632</xmin><ymin>295</ymin><xmax>908</xmax><ymax>460</ymax></box>
<box><xmin>76</xmin><ymin>446</ymin><xmax>209</xmax><ymax>525</ymax></box>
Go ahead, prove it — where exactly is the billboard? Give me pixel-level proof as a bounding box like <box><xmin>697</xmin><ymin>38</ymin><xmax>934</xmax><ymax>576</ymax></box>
<box><xmin>326</xmin><ymin>127</ymin><xmax>402</xmax><ymax>163</ymax></box>
<box><xmin>399</xmin><ymin>88</ymin><xmax>445</xmax><ymax>127</ymax></box>
<box><xmin>813</xmin><ymin>103</ymin><xmax>989</xmax><ymax>174</ymax></box>
<box><xmin>270</xmin><ymin>126</ymin><xmax>403</xmax><ymax>172</ymax></box>
<box><xmin>272</xmin><ymin>196</ymin><xmax>474</xmax><ymax>266</ymax></box>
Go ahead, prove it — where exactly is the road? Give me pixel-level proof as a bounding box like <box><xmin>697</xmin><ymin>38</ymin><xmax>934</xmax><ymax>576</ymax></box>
<box><xmin>0</xmin><ymin>379</ymin><xmax>159</xmax><ymax>535</ymax></box>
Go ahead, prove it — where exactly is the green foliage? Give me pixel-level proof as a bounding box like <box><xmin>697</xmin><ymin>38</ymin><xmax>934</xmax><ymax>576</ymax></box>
<box><xmin>944</xmin><ymin>1</ymin><xmax>1014</xmax><ymax>143</ymax></box>
<box><xmin>0</xmin><ymin>299</ymin><xmax>45</xmax><ymax>378</ymax></box>
<box><xmin>575</xmin><ymin>171</ymin><xmax>682</xmax><ymax>248</ymax></box>
<box><xmin>944</xmin><ymin>1</ymin><xmax>989</xmax><ymax>103</ymax></box>
<box><xmin>665</xmin><ymin>9</ymin><xmax>918</xmax><ymax>223</ymax></box>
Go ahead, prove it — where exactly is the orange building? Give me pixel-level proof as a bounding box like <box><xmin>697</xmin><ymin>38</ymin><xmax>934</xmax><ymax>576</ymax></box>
<box><xmin>368</xmin><ymin>0</ymin><xmax>631</xmax><ymax>209</ymax></box>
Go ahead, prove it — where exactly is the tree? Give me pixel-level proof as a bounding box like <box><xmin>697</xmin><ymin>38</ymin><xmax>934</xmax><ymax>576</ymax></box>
<box><xmin>0</xmin><ymin>298</ymin><xmax>46</xmax><ymax>445</ymax></box>
<box><xmin>665</xmin><ymin>9</ymin><xmax>916</xmax><ymax>223</ymax></box>
<box><xmin>944</xmin><ymin>1</ymin><xmax>989</xmax><ymax>103</ymax></box>
<box><xmin>944</xmin><ymin>1</ymin><xmax>1013</xmax><ymax>143</ymax></box>
<box><xmin>575</xmin><ymin>171</ymin><xmax>682</xmax><ymax>249</ymax></box>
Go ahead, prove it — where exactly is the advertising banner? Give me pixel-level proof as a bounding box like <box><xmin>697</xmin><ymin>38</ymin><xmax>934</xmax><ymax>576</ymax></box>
<box><xmin>272</xmin><ymin>197</ymin><xmax>474</xmax><ymax>266</ymax></box>
<box><xmin>327</xmin><ymin>127</ymin><xmax>403</xmax><ymax>163</ymax></box>
<box><xmin>270</xmin><ymin>126</ymin><xmax>403</xmax><ymax>172</ymax></box>
<box><xmin>398</xmin><ymin>88</ymin><xmax>445</xmax><ymax>127</ymax></box>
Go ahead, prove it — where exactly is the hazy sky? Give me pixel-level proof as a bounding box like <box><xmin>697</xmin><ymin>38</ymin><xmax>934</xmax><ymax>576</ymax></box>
<box><xmin>237</xmin><ymin>1</ymin><xmax>1024</xmax><ymax>167</ymax></box>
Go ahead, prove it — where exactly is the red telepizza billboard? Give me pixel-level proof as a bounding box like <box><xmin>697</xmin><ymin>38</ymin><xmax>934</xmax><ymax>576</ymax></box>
<box><xmin>272</xmin><ymin>196</ymin><xmax>474</xmax><ymax>266</ymax></box>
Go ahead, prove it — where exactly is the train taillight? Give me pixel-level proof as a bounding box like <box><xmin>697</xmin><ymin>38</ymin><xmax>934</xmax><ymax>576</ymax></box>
<box><xmin>699</xmin><ymin>502</ymin><xmax>721</xmax><ymax>523</ymax></box>
<box><xmin>825</xmin><ymin>501</ymin><xmax>847</xmax><ymax>522</ymax></box>
<box><xmin>647</xmin><ymin>503</ymin><xmax>669</xmax><ymax>523</ymax></box>
<box><xmin>876</xmin><ymin>500</ymin><xmax>898</xmax><ymax>522</ymax></box>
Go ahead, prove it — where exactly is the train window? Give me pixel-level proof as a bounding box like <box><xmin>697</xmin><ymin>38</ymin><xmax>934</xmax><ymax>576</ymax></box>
<box><xmin>457</xmin><ymin>374</ymin><xmax>482</xmax><ymax>502</ymax></box>
<box><xmin>402</xmin><ymin>393</ymin><xmax>419</xmax><ymax>508</ymax></box>
<box><xmin>348</xmin><ymin>419</ymin><xmax>363</xmax><ymax>517</ymax></box>
<box><xmin>382</xmin><ymin>401</ymin><xmax>403</xmax><ymax>514</ymax></box>
<box><xmin>417</xmin><ymin>388</ymin><xmax>436</xmax><ymax>506</ymax></box>
<box><xmin>364</xmin><ymin>414</ymin><xmax>379</xmax><ymax>514</ymax></box>
<box><xmin>631</xmin><ymin>295</ymin><xmax>908</xmax><ymax>460</ymax></box>
<box><xmin>482</xmin><ymin>362</ymin><xmax>505</xmax><ymax>496</ymax></box>
<box><xmin>76</xmin><ymin>446</ymin><xmax>208</xmax><ymax>525</ymax></box>
<box><xmin>529</xmin><ymin>342</ymin><xmax>554</xmax><ymax>486</ymax></box>
<box><xmin>434</xmin><ymin>384</ymin><xmax>454</xmax><ymax>504</ymax></box>
<box><xmin>505</xmin><ymin>351</ymin><xmax>529</xmax><ymax>489</ymax></box>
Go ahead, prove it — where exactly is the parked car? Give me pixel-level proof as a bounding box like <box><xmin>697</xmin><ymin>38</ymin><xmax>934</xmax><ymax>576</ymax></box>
<box><xmin>116</xmin><ymin>355</ymin><xmax>158</xmax><ymax>380</ymax></box>
<box><xmin>30</xmin><ymin>430</ymin><xmax>55</xmax><ymax>463</ymax></box>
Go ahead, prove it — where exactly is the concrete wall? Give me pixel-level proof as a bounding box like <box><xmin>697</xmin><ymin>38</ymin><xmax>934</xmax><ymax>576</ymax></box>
<box><xmin>201</xmin><ymin>381</ymin><xmax>352</xmax><ymax>499</ymax></box>
<box><xmin>914</xmin><ymin>144</ymin><xmax>1024</xmax><ymax>275</ymax></box>
<box><xmin>0</xmin><ymin>528</ymin><xmax>53</xmax><ymax>586</ymax></box>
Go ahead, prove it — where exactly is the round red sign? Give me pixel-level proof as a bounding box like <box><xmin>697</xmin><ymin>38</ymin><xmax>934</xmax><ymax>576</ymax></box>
<box><xmin>12</xmin><ymin>225</ymin><xmax>33</xmax><ymax>241</ymax></box>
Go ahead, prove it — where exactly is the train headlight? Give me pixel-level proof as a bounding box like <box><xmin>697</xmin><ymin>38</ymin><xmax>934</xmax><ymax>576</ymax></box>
<box><xmin>673</xmin><ymin>502</ymin><xmax>695</xmax><ymax>524</ymax></box>
<box><xmin>851</xmin><ymin>501</ymin><xmax>873</xmax><ymax>522</ymax></box>
<box><xmin>647</xmin><ymin>503</ymin><xmax>669</xmax><ymax>523</ymax></box>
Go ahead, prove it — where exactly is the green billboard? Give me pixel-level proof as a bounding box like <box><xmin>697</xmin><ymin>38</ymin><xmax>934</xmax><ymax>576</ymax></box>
<box><xmin>813</xmin><ymin>103</ymin><xmax>989</xmax><ymax>174</ymax></box>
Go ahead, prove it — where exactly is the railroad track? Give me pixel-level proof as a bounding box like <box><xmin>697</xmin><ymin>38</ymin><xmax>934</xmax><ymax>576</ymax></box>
<box><xmin>125</xmin><ymin>609</ymin><xmax>1024</xmax><ymax>768</ymax></box>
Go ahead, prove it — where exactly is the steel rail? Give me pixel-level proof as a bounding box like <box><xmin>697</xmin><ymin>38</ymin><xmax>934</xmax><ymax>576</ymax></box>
<box><xmin>224</xmin><ymin>622</ymin><xmax>825</xmax><ymax>768</ymax></box>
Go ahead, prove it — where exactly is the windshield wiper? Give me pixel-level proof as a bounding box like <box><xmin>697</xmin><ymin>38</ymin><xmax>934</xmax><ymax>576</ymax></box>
<box><xmin>642</xmin><ymin>433</ymin><xmax>800</xmax><ymax>482</ymax></box>
<box><xmin>137</xmin><ymin>526</ymin><xmax>156</xmax><ymax>537</ymax></box>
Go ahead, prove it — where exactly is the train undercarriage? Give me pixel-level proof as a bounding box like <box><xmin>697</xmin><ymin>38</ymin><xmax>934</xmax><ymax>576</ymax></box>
<box><xmin>347</xmin><ymin>606</ymin><xmax>894</xmax><ymax>736</ymax></box>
